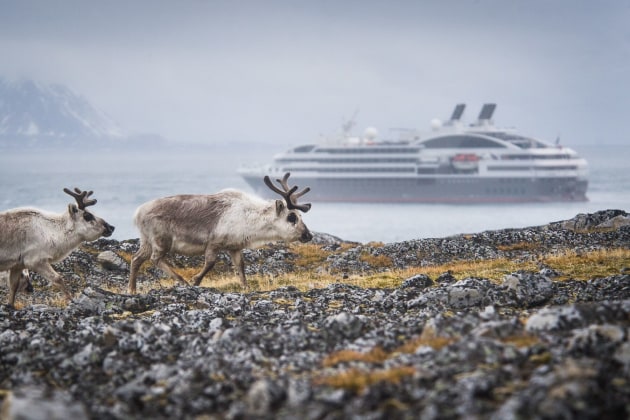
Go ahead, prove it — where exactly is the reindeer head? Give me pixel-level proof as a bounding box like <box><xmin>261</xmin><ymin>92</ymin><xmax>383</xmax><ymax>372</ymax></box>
<box><xmin>64</xmin><ymin>187</ymin><xmax>115</xmax><ymax>239</ymax></box>
<box><xmin>264</xmin><ymin>173</ymin><xmax>313</xmax><ymax>243</ymax></box>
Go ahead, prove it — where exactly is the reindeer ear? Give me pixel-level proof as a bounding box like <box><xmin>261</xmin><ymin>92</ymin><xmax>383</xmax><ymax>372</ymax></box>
<box><xmin>275</xmin><ymin>200</ymin><xmax>285</xmax><ymax>215</ymax></box>
<box><xmin>68</xmin><ymin>204</ymin><xmax>79</xmax><ymax>215</ymax></box>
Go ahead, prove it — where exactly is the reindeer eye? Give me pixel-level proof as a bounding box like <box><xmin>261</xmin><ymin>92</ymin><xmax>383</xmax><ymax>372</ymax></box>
<box><xmin>83</xmin><ymin>212</ymin><xmax>95</xmax><ymax>222</ymax></box>
<box><xmin>287</xmin><ymin>213</ymin><xmax>297</xmax><ymax>224</ymax></box>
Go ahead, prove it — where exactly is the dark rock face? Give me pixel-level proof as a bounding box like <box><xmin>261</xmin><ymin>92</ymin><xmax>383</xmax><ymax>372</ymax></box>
<box><xmin>1</xmin><ymin>210</ymin><xmax>629</xmax><ymax>419</ymax></box>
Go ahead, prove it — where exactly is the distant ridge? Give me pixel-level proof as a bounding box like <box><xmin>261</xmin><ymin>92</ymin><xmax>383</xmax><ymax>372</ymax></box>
<box><xmin>0</xmin><ymin>78</ymin><xmax>166</xmax><ymax>149</ymax></box>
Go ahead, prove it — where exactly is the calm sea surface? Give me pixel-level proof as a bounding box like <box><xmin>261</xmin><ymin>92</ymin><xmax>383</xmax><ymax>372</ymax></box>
<box><xmin>1</xmin><ymin>144</ymin><xmax>628</xmax><ymax>243</ymax></box>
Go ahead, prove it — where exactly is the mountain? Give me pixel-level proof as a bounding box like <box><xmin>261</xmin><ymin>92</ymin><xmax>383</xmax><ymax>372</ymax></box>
<box><xmin>0</xmin><ymin>78</ymin><xmax>165</xmax><ymax>149</ymax></box>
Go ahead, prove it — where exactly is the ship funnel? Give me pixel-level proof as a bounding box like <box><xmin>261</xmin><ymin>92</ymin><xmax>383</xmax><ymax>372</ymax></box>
<box><xmin>450</xmin><ymin>103</ymin><xmax>466</xmax><ymax>121</ymax></box>
<box><xmin>477</xmin><ymin>103</ymin><xmax>496</xmax><ymax>124</ymax></box>
<box><xmin>444</xmin><ymin>103</ymin><xmax>465</xmax><ymax>127</ymax></box>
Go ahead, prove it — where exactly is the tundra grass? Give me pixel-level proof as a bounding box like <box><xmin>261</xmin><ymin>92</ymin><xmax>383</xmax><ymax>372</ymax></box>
<box><xmin>313</xmin><ymin>366</ymin><xmax>416</xmax><ymax>393</ymax></box>
<box><xmin>315</xmin><ymin>334</ymin><xmax>458</xmax><ymax>393</ymax></box>
<box><xmin>171</xmin><ymin>247</ymin><xmax>630</xmax><ymax>293</ymax></box>
<box><xmin>5</xmin><ymin>247</ymin><xmax>629</xmax><ymax>307</ymax></box>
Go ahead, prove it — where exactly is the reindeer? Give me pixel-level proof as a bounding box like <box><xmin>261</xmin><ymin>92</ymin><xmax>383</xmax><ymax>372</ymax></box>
<box><xmin>128</xmin><ymin>173</ymin><xmax>312</xmax><ymax>294</ymax></box>
<box><xmin>0</xmin><ymin>188</ymin><xmax>115</xmax><ymax>307</ymax></box>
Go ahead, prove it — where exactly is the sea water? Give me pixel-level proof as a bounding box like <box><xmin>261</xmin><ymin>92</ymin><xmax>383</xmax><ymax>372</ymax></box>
<box><xmin>1</xmin><ymin>144</ymin><xmax>628</xmax><ymax>244</ymax></box>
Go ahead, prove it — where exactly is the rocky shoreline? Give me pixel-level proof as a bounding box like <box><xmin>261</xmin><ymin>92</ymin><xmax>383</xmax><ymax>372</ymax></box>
<box><xmin>1</xmin><ymin>209</ymin><xmax>629</xmax><ymax>419</ymax></box>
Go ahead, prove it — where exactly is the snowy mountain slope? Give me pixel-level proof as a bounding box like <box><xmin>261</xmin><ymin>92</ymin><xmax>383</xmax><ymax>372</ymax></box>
<box><xmin>0</xmin><ymin>79</ymin><xmax>131</xmax><ymax>147</ymax></box>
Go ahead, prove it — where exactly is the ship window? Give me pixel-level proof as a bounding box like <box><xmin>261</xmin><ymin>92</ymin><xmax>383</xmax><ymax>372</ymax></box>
<box><xmin>542</xmin><ymin>166</ymin><xmax>578</xmax><ymax>170</ymax></box>
<box><xmin>276</xmin><ymin>158</ymin><xmax>418</xmax><ymax>164</ymax></box>
<box><xmin>315</xmin><ymin>147</ymin><xmax>419</xmax><ymax>154</ymax></box>
<box><xmin>488</xmin><ymin>165</ymin><xmax>577</xmax><ymax>171</ymax></box>
<box><xmin>283</xmin><ymin>167</ymin><xmax>415</xmax><ymax>173</ymax></box>
<box><xmin>488</xmin><ymin>166</ymin><xmax>533</xmax><ymax>171</ymax></box>
<box><xmin>292</xmin><ymin>145</ymin><xmax>316</xmax><ymax>153</ymax></box>
<box><xmin>421</xmin><ymin>135</ymin><xmax>506</xmax><ymax>149</ymax></box>
<box><xmin>501</xmin><ymin>154</ymin><xmax>571</xmax><ymax>160</ymax></box>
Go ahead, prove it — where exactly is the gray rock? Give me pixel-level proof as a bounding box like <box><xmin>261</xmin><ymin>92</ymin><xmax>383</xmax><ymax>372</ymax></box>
<box><xmin>401</xmin><ymin>274</ymin><xmax>433</xmax><ymax>289</ymax></box>
<box><xmin>324</xmin><ymin>311</ymin><xmax>365</xmax><ymax>339</ymax></box>
<box><xmin>2</xmin><ymin>387</ymin><xmax>88</xmax><ymax>420</ymax></box>
<box><xmin>502</xmin><ymin>271</ymin><xmax>555</xmax><ymax>307</ymax></box>
<box><xmin>97</xmin><ymin>250</ymin><xmax>128</xmax><ymax>271</ymax></box>
<box><xmin>72</xmin><ymin>343</ymin><xmax>99</xmax><ymax>366</ymax></box>
<box><xmin>561</xmin><ymin>209</ymin><xmax>628</xmax><ymax>231</ymax></box>
<box><xmin>526</xmin><ymin>305</ymin><xmax>583</xmax><ymax>332</ymax></box>
<box><xmin>436</xmin><ymin>271</ymin><xmax>457</xmax><ymax>284</ymax></box>
<box><xmin>245</xmin><ymin>379</ymin><xmax>286</xmax><ymax>416</ymax></box>
<box><xmin>567</xmin><ymin>324</ymin><xmax>625</xmax><ymax>354</ymax></box>
<box><xmin>447</xmin><ymin>278</ymin><xmax>493</xmax><ymax>309</ymax></box>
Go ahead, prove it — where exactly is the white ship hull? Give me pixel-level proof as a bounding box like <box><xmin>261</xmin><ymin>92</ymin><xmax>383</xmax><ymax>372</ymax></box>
<box><xmin>241</xmin><ymin>173</ymin><xmax>588</xmax><ymax>203</ymax></box>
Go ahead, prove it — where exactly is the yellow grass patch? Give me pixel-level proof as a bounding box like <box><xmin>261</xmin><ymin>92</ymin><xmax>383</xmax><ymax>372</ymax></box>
<box><xmin>290</xmin><ymin>243</ymin><xmax>331</xmax><ymax>267</ymax></box>
<box><xmin>365</xmin><ymin>241</ymin><xmax>385</xmax><ymax>247</ymax></box>
<box><xmin>389</xmin><ymin>247</ymin><xmax>630</xmax><ymax>285</ymax></box>
<box><xmin>322</xmin><ymin>347</ymin><xmax>390</xmax><ymax>367</ymax></box>
<box><xmin>322</xmin><ymin>329</ymin><xmax>456</xmax><ymax>372</ymax></box>
<box><xmin>500</xmin><ymin>334</ymin><xmax>540</xmax><ymax>348</ymax></box>
<box><xmin>496</xmin><ymin>242</ymin><xmax>540</xmax><ymax>252</ymax></box>
<box><xmin>359</xmin><ymin>252</ymin><xmax>393</xmax><ymax>268</ymax></box>
<box><xmin>116</xmin><ymin>250</ymin><xmax>134</xmax><ymax>264</ymax></box>
<box><xmin>541</xmin><ymin>248</ymin><xmax>629</xmax><ymax>280</ymax></box>
<box><xmin>395</xmin><ymin>335</ymin><xmax>456</xmax><ymax>354</ymax></box>
<box><xmin>314</xmin><ymin>366</ymin><xmax>415</xmax><ymax>393</ymax></box>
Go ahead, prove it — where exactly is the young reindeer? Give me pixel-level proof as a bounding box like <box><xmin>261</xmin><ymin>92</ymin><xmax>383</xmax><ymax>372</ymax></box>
<box><xmin>0</xmin><ymin>188</ymin><xmax>115</xmax><ymax>307</ymax></box>
<box><xmin>128</xmin><ymin>172</ymin><xmax>312</xmax><ymax>294</ymax></box>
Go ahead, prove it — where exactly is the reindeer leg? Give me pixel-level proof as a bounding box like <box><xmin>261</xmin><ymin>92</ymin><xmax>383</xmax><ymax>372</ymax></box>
<box><xmin>229</xmin><ymin>250</ymin><xmax>247</xmax><ymax>287</ymax></box>
<box><xmin>7</xmin><ymin>267</ymin><xmax>23</xmax><ymax>307</ymax></box>
<box><xmin>192</xmin><ymin>248</ymin><xmax>217</xmax><ymax>286</ymax></box>
<box><xmin>31</xmin><ymin>261</ymin><xmax>73</xmax><ymax>301</ymax></box>
<box><xmin>150</xmin><ymin>249</ymin><xmax>190</xmax><ymax>287</ymax></box>
<box><xmin>129</xmin><ymin>242</ymin><xmax>151</xmax><ymax>294</ymax></box>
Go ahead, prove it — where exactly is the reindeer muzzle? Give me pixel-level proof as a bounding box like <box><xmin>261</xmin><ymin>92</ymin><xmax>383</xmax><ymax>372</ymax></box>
<box><xmin>300</xmin><ymin>230</ymin><xmax>313</xmax><ymax>243</ymax></box>
<box><xmin>103</xmin><ymin>223</ymin><xmax>115</xmax><ymax>237</ymax></box>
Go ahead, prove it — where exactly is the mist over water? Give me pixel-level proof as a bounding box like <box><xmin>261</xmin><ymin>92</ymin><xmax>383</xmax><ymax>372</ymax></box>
<box><xmin>1</xmin><ymin>145</ymin><xmax>628</xmax><ymax>244</ymax></box>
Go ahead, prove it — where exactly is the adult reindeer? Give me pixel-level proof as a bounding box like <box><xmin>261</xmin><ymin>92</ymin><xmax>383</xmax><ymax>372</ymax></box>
<box><xmin>0</xmin><ymin>188</ymin><xmax>115</xmax><ymax>307</ymax></box>
<box><xmin>128</xmin><ymin>173</ymin><xmax>312</xmax><ymax>294</ymax></box>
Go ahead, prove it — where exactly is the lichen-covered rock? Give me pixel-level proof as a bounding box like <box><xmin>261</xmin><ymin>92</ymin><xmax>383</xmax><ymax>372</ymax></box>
<box><xmin>502</xmin><ymin>270</ymin><xmax>556</xmax><ymax>307</ymax></box>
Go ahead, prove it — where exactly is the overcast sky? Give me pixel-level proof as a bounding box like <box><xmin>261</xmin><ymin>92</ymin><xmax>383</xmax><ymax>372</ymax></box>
<box><xmin>1</xmin><ymin>0</ymin><xmax>629</xmax><ymax>147</ymax></box>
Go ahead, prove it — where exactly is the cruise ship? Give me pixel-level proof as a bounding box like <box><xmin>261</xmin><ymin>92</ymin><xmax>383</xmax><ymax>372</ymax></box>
<box><xmin>238</xmin><ymin>104</ymin><xmax>589</xmax><ymax>203</ymax></box>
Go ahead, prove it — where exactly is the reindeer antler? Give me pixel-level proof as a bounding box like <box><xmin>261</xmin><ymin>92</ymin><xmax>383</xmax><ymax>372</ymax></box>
<box><xmin>63</xmin><ymin>187</ymin><xmax>97</xmax><ymax>210</ymax></box>
<box><xmin>263</xmin><ymin>172</ymin><xmax>311</xmax><ymax>212</ymax></box>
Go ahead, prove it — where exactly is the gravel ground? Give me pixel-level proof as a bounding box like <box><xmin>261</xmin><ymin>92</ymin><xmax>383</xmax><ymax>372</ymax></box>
<box><xmin>1</xmin><ymin>209</ymin><xmax>629</xmax><ymax>419</ymax></box>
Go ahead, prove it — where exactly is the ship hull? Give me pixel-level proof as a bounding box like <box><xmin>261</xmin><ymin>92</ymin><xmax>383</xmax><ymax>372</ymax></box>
<box><xmin>242</xmin><ymin>175</ymin><xmax>588</xmax><ymax>203</ymax></box>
